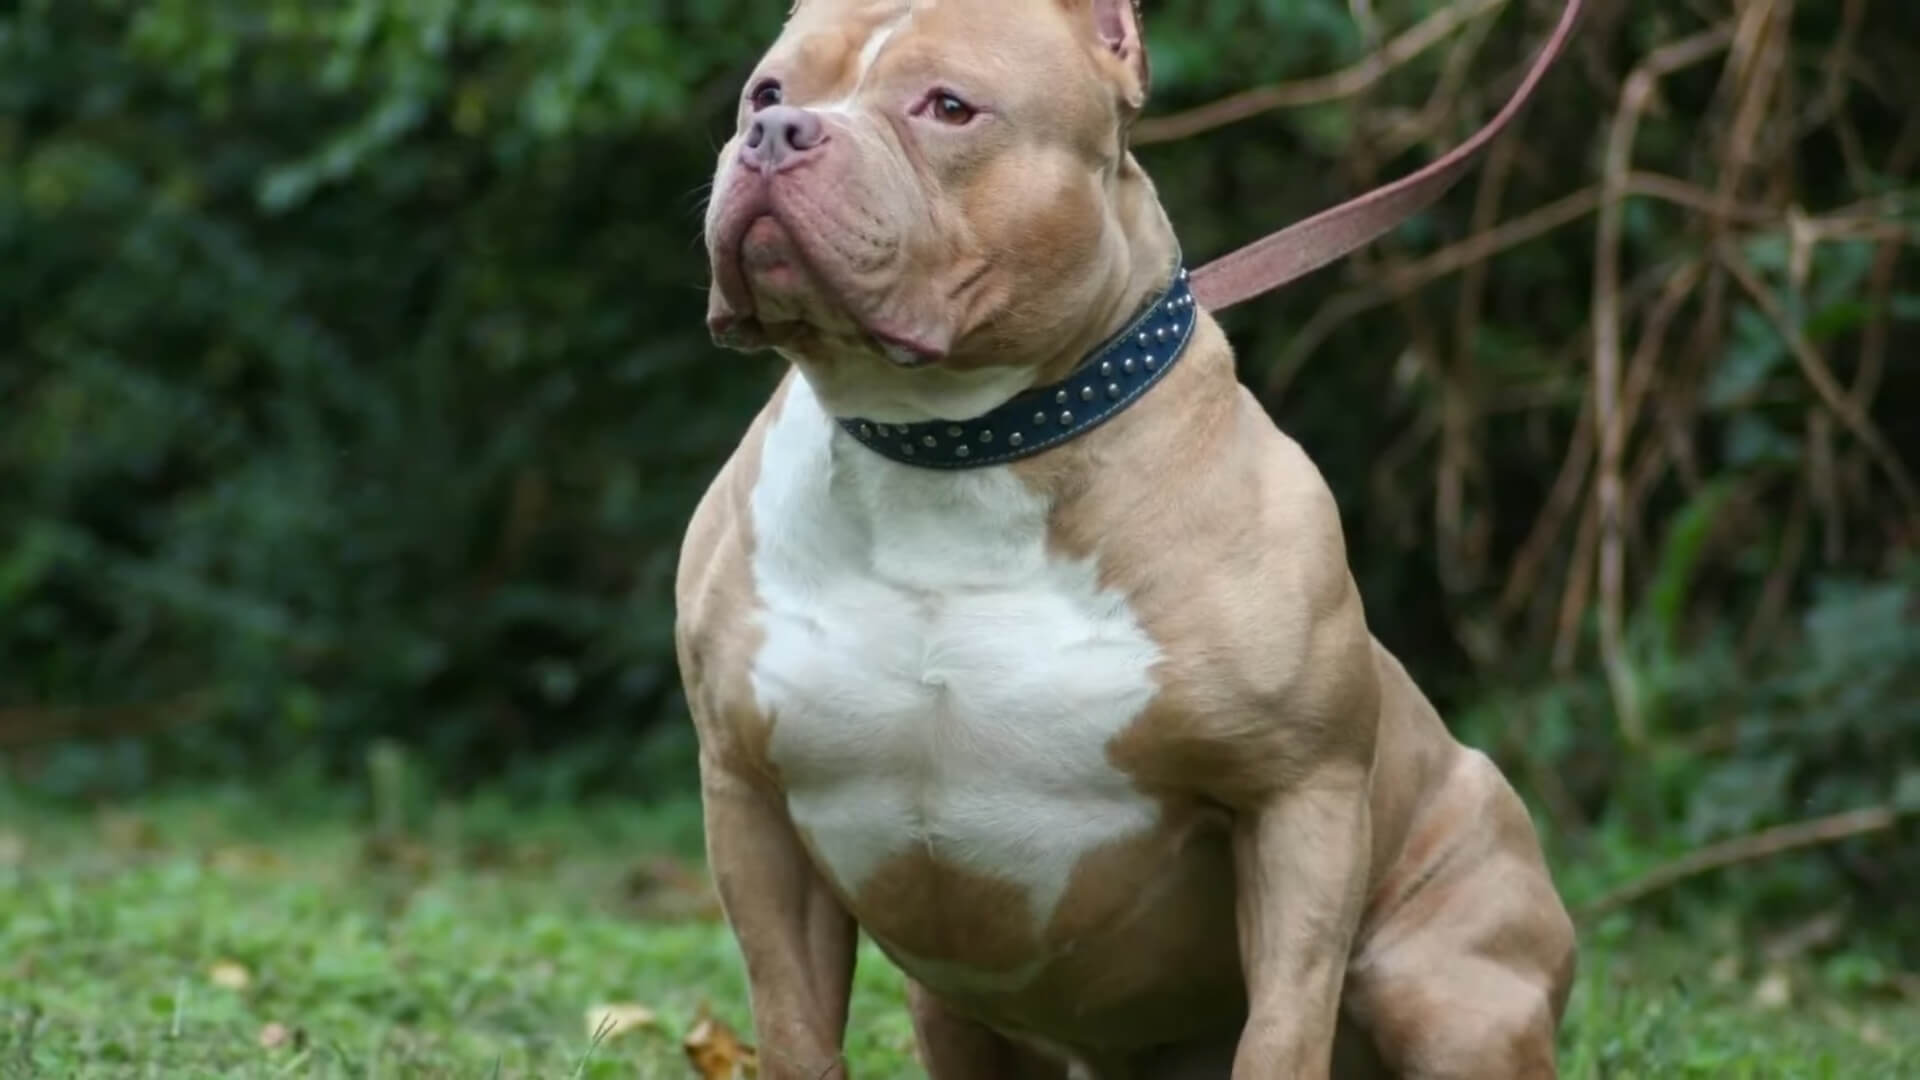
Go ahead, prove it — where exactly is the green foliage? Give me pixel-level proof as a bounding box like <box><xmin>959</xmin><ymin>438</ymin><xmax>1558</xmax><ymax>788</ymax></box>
<box><xmin>3</xmin><ymin>0</ymin><xmax>791</xmax><ymax>793</ymax></box>
<box><xmin>1462</xmin><ymin>558</ymin><xmax>1920</xmax><ymax>962</ymax></box>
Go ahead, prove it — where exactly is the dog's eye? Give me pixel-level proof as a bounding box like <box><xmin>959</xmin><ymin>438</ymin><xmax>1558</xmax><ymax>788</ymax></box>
<box><xmin>929</xmin><ymin>92</ymin><xmax>976</xmax><ymax>126</ymax></box>
<box><xmin>749</xmin><ymin>81</ymin><xmax>783</xmax><ymax>111</ymax></box>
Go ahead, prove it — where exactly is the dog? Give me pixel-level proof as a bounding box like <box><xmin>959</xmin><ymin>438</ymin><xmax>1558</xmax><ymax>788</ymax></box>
<box><xmin>677</xmin><ymin>1</ymin><xmax>1577</xmax><ymax>1075</ymax></box>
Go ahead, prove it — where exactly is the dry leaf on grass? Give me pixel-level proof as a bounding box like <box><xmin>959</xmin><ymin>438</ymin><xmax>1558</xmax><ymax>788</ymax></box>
<box><xmin>97</xmin><ymin>811</ymin><xmax>162</xmax><ymax>852</ymax></box>
<box><xmin>0</xmin><ymin>830</ymin><xmax>25</xmax><ymax>867</ymax></box>
<box><xmin>461</xmin><ymin>838</ymin><xmax>559</xmax><ymax>872</ymax></box>
<box><xmin>1762</xmin><ymin>906</ymin><xmax>1848</xmax><ymax>964</ymax></box>
<box><xmin>207</xmin><ymin>844</ymin><xmax>287</xmax><ymax>875</ymax></box>
<box><xmin>208</xmin><ymin>960</ymin><xmax>253</xmax><ymax>990</ymax></box>
<box><xmin>259</xmin><ymin>1022</ymin><xmax>309</xmax><ymax>1053</ymax></box>
<box><xmin>359</xmin><ymin>833</ymin><xmax>434</xmax><ymax>874</ymax></box>
<box><xmin>683</xmin><ymin>1008</ymin><xmax>759</xmax><ymax>1079</ymax></box>
<box><xmin>584</xmin><ymin>1002</ymin><xmax>658</xmax><ymax>1042</ymax></box>
<box><xmin>1752</xmin><ymin>969</ymin><xmax>1792</xmax><ymax>1010</ymax></box>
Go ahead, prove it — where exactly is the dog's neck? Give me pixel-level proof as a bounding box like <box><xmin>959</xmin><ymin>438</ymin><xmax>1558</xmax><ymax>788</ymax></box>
<box><xmin>834</xmin><ymin>265</ymin><xmax>1197</xmax><ymax>469</ymax></box>
<box><xmin>1027</xmin><ymin>155</ymin><xmax>1183</xmax><ymax>387</ymax></box>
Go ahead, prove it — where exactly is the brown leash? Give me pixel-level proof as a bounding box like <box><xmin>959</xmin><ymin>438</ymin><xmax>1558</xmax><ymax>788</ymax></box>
<box><xmin>1188</xmin><ymin>0</ymin><xmax>1586</xmax><ymax>313</ymax></box>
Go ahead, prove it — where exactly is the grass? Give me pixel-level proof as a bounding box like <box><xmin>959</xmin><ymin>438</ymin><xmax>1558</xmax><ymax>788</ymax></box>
<box><xmin>1</xmin><ymin>785</ymin><xmax>1914</xmax><ymax>1078</ymax></box>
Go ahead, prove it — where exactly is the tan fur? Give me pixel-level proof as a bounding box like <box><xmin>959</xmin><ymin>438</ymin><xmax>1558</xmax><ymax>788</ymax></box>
<box><xmin>679</xmin><ymin>0</ymin><xmax>1575</xmax><ymax>1076</ymax></box>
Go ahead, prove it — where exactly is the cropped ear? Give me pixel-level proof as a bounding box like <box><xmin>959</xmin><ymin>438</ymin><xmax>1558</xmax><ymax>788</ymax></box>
<box><xmin>1069</xmin><ymin>0</ymin><xmax>1151</xmax><ymax>113</ymax></box>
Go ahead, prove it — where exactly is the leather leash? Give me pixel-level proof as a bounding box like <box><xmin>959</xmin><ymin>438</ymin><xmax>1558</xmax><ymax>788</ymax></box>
<box><xmin>1188</xmin><ymin>0</ymin><xmax>1586</xmax><ymax>313</ymax></box>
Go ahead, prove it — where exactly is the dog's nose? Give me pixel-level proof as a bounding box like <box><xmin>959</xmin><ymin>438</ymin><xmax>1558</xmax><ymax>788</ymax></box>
<box><xmin>742</xmin><ymin>106</ymin><xmax>826</xmax><ymax>173</ymax></box>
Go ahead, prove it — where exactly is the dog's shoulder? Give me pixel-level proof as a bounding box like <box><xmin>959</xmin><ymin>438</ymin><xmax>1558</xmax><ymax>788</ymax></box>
<box><xmin>674</xmin><ymin>373</ymin><xmax>797</xmax><ymax>774</ymax></box>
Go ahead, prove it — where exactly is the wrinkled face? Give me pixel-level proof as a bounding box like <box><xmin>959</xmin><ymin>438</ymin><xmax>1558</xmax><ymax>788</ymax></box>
<box><xmin>705</xmin><ymin>0</ymin><xmax>1155</xmax><ymax>417</ymax></box>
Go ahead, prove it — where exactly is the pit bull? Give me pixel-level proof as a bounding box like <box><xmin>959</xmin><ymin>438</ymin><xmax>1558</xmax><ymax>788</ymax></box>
<box><xmin>676</xmin><ymin>0</ymin><xmax>1579</xmax><ymax>1076</ymax></box>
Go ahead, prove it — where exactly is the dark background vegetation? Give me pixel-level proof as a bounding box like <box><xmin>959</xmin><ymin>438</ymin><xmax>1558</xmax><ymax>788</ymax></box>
<box><xmin>4</xmin><ymin>0</ymin><xmax>1917</xmax><ymax>954</ymax></box>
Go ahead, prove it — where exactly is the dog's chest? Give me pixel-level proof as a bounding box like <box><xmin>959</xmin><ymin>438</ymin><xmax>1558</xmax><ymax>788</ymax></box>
<box><xmin>744</xmin><ymin>381</ymin><xmax>1164</xmax><ymax>938</ymax></box>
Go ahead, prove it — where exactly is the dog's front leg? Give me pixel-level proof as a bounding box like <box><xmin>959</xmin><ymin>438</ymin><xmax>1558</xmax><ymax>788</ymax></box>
<box><xmin>1229</xmin><ymin>764</ymin><xmax>1373</xmax><ymax>1080</ymax></box>
<box><xmin>702</xmin><ymin>760</ymin><xmax>857</xmax><ymax>1080</ymax></box>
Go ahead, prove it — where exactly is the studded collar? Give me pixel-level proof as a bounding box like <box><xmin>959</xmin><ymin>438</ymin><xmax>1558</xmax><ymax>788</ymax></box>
<box><xmin>837</xmin><ymin>267</ymin><xmax>1198</xmax><ymax>469</ymax></box>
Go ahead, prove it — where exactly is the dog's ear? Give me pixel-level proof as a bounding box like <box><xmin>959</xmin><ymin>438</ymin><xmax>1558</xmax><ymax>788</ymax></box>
<box><xmin>1066</xmin><ymin>0</ymin><xmax>1150</xmax><ymax>114</ymax></box>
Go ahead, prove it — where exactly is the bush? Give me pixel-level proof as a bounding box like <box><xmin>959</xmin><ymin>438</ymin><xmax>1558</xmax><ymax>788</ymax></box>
<box><xmin>3</xmin><ymin>0</ymin><xmax>791</xmax><ymax>792</ymax></box>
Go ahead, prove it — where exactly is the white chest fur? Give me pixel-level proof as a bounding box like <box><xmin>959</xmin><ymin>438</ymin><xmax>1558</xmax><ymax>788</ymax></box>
<box><xmin>746</xmin><ymin>378</ymin><xmax>1164</xmax><ymax>938</ymax></box>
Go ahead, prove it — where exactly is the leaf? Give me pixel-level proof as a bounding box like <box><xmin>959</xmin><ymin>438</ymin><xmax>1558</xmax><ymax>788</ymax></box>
<box><xmin>683</xmin><ymin>1008</ymin><xmax>759</xmax><ymax>1080</ymax></box>
<box><xmin>1752</xmin><ymin>969</ymin><xmax>1792</xmax><ymax>1010</ymax></box>
<box><xmin>1643</xmin><ymin>477</ymin><xmax>1739</xmax><ymax>656</ymax></box>
<box><xmin>97</xmin><ymin>811</ymin><xmax>163</xmax><ymax>853</ymax></box>
<box><xmin>1721</xmin><ymin>412</ymin><xmax>1799</xmax><ymax>468</ymax></box>
<box><xmin>619</xmin><ymin>857</ymin><xmax>723</xmax><ymax>921</ymax></box>
<box><xmin>207</xmin><ymin>844</ymin><xmax>287</xmax><ymax>874</ymax></box>
<box><xmin>1805</xmin><ymin>582</ymin><xmax>1910</xmax><ymax>669</ymax></box>
<box><xmin>1706</xmin><ymin>306</ymin><xmax>1788</xmax><ymax>409</ymax></box>
<box><xmin>208</xmin><ymin>960</ymin><xmax>253</xmax><ymax>990</ymax></box>
<box><xmin>1802</xmin><ymin>299</ymin><xmax>1874</xmax><ymax>343</ymax></box>
<box><xmin>583</xmin><ymin>1002</ymin><xmax>657</xmax><ymax>1042</ymax></box>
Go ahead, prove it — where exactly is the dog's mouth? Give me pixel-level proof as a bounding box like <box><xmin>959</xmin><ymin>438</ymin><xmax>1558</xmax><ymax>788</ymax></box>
<box><xmin>708</xmin><ymin>206</ymin><xmax>944</xmax><ymax>367</ymax></box>
<box><xmin>712</xmin><ymin>312</ymin><xmax>941</xmax><ymax>369</ymax></box>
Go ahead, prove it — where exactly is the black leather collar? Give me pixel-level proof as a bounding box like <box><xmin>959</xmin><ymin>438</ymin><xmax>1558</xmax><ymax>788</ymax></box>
<box><xmin>837</xmin><ymin>267</ymin><xmax>1197</xmax><ymax>469</ymax></box>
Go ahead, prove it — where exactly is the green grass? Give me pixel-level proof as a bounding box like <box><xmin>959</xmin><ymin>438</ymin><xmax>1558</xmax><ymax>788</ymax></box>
<box><xmin>1</xmin><ymin>788</ymin><xmax>1913</xmax><ymax>1078</ymax></box>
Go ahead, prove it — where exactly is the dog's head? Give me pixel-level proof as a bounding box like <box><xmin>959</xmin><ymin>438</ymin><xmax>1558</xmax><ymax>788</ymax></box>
<box><xmin>704</xmin><ymin>0</ymin><xmax>1177</xmax><ymax>420</ymax></box>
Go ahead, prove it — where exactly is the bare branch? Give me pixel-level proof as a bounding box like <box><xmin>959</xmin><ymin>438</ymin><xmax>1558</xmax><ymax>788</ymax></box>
<box><xmin>1592</xmin><ymin>25</ymin><xmax>1736</xmax><ymax>746</ymax></box>
<box><xmin>1133</xmin><ymin>0</ymin><xmax>1509</xmax><ymax>146</ymax></box>
<box><xmin>1579</xmin><ymin>806</ymin><xmax>1906</xmax><ymax>920</ymax></box>
<box><xmin>1717</xmin><ymin>240</ymin><xmax>1920</xmax><ymax>525</ymax></box>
